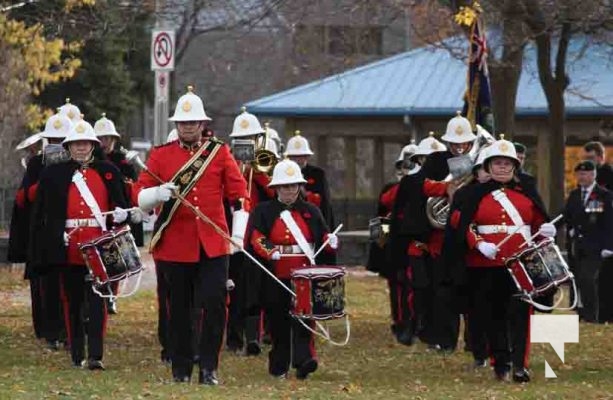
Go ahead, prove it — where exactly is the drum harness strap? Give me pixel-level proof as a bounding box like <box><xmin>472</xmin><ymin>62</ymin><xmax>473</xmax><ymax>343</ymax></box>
<box><xmin>279</xmin><ymin>210</ymin><xmax>316</xmax><ymax>265</ymax></box>
<box><xmin>72</xmin><ymin>170</ymin><xmax>107</xmax><ymax>232</ymax></box>
<box><xmin>489</xmin><ymin>189</ymin><xmax>532</xmax><ymax>245</ymax></box>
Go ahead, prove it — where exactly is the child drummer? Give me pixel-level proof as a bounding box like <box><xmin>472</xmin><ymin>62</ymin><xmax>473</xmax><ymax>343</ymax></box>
<box><xmin>246</xmin><ymin>159</ymin><xmax>338</xmax><ymax>380</ymax></box>
<box><xmin>28</xmin><ymin>119</ymin><xmax>132</xmax><ymax>370</ymax></box>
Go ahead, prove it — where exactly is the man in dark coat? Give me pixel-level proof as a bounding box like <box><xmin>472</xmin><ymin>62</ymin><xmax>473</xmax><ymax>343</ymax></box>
<box><xmin>564</xmin><ymin>160</ymin><xmax>613</xmax><ymax>322</ymax></box>
<box><xmin>584</xmin><ymin>141</ymin><xmax>613</xmax><ymax>190</ymax></box>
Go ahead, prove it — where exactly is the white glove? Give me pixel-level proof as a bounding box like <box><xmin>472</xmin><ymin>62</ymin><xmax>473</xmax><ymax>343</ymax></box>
<box><xmin>601</xmin><ymin>249</ymin><xmax>613</xmax><ymax>259</ymax></box>
<box><xmin>138</xmin><ymin>183</ymin><xmax>178</xmax><ymax>212</ymax></box>
<box><xmin>226</xmin><ymin>279</ymin><xmax>235</xmax><ymax>291</ymax></box>
<box><xmin>569</xmin><ymin>228</ymin><xmax>575</xmax><ymax>238</ymax></box>
<box><xmin>63</xmin><ymin>232</ymin><xmax>69</xmax><ymax>246</ymax></box>
<box><xmin>271</xmin><ymin>251</ymin><xmax>281</xmax><ymax>261</ymax></box>
<box><xmin>539</xmin><ymin>222</ymin><xmax>557</xmax><ymax>238</ymax></box>
<box><xmin>112</xmin><ymin>207</ymin><xmax>128</xmax><ymax>224</ymax></box>
<box><xmin>477</xmin><ymin>241</ymin><xmax>498</xmax><ymax>260</ymax></box>
<box><xmin>328</xmin><ymin>234</ymin><xmax>339</xmax><ymax>250</ymax></box>
<box><xmin>130</xmin><ymin>208</ymin><xmax>144</xmax><ymax>224</ymax></box>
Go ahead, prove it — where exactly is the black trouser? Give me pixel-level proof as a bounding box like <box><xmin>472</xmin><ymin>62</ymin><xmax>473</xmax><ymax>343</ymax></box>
<box><xmin>264</xmin><ymin>278</ymin><xmax>315</xmax><ymax>376</ymax></box>
<box><xmin>575</xmin><ymin>253</ymin><xmax>601</xmax><ymax>322</ymax></box>
<box><xmin>29</xmin><ymin>276</ymin><xmax>44</xmax><ymax>339</ymax></box>
<box><xmin>468</xmin><ymin>267</ymin><xmax>515</xmax><ymax>374</ymax></box>
<box><xmin>60</xmin><ymin>266</ymin><xmax>107</xmax><ymax>363</ymax></box>
<box><xmin>430</xmin><ymin>255</ymin><xmax>460</xmax><ymax>350</ymax></box>
<box><xmin>509</xmin><ymin>297</ymin><xmax>532</xmax><ymax>370</ymax></box>
<box><xmin>226</xmin><ymin>253</ymin><xmax>245</xmax><ymax>350</ymax></box>
<box><xmin>159</xmin><ymin>250</ymin><xmax>228</xmax><ymax>378</ymax></box>
<box><xmin>41</xmin><ymin>267</ymin><xmax>64</xmax><ymax>343</ymax></box>
<box><xmin>155</xmin><ymin>262</ymin><xmax>171</xmax><ymax>359</ymax></box>
<box><xmin>387</xmin><ymin>268</ymin><xmax>414</xmax><ymax>336</ymax></box>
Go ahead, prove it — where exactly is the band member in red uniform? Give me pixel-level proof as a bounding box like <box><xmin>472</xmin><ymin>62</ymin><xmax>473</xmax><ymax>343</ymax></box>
<box><xmin>246</xmin><ymin>159</ymin><xmax>338</xmax><ymax>380</ymax></box>
<box><xmin>226</xmin><ymin>109</ymin><xmax>275</xmax><ymax>356</ymax></box>
<box><xmin>449</xmin><ymin>137</ymin><xmax>554</xmax><ymax>382</ymax></box>
<box><xmin>28</xmin><ymin>120</ymin><xmax>131</xmax><ymax>370</ymax></box>
<box><xmin>133</xmin><ymin>87</ymin><xmax>248</xmax><ymax>385</ymax></box>
<box><xmin>368</xmin><ymin>142</ymin><xmax>418</xmax><ymax>344</ymax></box>
<box><xmin>285</xmin><ymin>131</ymin><xmax>335</xmax><ymax>229</ymax></box>
<box><xmin>9</xmin><ymin>114</ymin><xmax>73</xmax><ymax>348</ymax></box>
<box><xmin>384</xmin><ymin>134</ymin><xmax>447</xmax><ymax>346</ymax></box>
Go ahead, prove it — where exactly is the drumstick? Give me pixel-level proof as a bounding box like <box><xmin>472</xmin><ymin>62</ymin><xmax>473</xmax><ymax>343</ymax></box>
<box><xmin>126</xmin><ymin>152</ymin><xmax>297</xmax><ymax>297</ymax></box>
<box><xmin>495</xmin><ymin>214</ymin><xmax>563</xmax><ymax>250</ymax></box>
<box><xmin>313</xmin><ymin>224</ymin><xmax>344</xmax><ymax>259</ymax></box>
<box><xmin>94</xmin><ymin>207</ymin><xmax>140</xmax><ymax>217</ymax></box>
<box><xmin>518</xmin><ymin>214</ymin><xmax>564</xmax><ymax>249</ymax></box>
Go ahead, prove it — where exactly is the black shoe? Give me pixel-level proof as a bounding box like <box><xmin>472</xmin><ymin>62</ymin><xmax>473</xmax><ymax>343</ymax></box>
<box><xmin>262</xmin><ymin>333</ymin><xmax>272</xmax><ymax>345</ymax></box>
<box><xmin>160</xmin><ymin>351</ymin><xmax>172</xmax><ymax>365</ymax></box>
<box><xmin>426</xmin><ymin>344</ymin><xmax>441</xmax><ymax>352</ymax></box>
<box><xmin>198</xmin><ymin>369</ymin><xmax>219</xmax><ymax>385</ymax></box>
<box><xmin>473</xmin><ymin>359</ymin><xmax>488</xmax><ymax>369</ymax></box>
<box><xmin>512</xmin><ymin>368</ymin><xmax>531</xmax><ymax>383</ymax></box>
<box><xmin>271</xmin><ymin>372</ymin><xmax>288</xmax><ymax>380</ymax></box>
<box><xmin>396</xmin><ymin>328</ymin><xmax>416</xmax><ymax>346</ymax></box>
<box><xmin>246</xmin><ymin>341</ymin><xmax>262</xmax><ymax>356</ymax></box>
<box><xmin>72</xmin><ymin>359</ymin><xmax>85</xmax><ymax>368</ymax></box>
<box><xmin>46</xmin><ymin>340</ymin><xmax>61</xmax><ymax>351</ymax></box>
<box><xmin>173</xmin><ymin>375</ymin><xmax>190</xmax><ymax>383</ymax></box>
<box><xmin>296</xmin><ymin>358</ymin><xmax>318</xmax><ymax>380</ymax></box>
<box><xmin>495</xmin><ymin>370</ymin><xmax>511</xmax><ymax>382</ymax></box>
<box><xmin>226</xmin><ymin>345</ymin><xmax>242</xmax><ymax>355</ymax></box>
<box><xmin>437</xmin><ymin>346</ymin><xmax>455</xmax><ymax>355</ymax></box>
<box><xmin>107</xmin><ymin>299</ymin><xmax>118</xmax><ymax>315</ymax></box>
<box><xmin>87</xmin><ymin>359</ymin><xmax>105</xmax><ymax>370</ymax></box>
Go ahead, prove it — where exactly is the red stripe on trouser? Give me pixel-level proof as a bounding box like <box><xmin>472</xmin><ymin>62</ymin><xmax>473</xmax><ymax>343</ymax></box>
<box><xmin>406</xmin><ymin>266</ymin><xmax>415</xmax><ymax>319</ymax></box>
<box><xmin>308</xmin><ymin>321</ymin><xmax>317</xmax><ymax>359</ymax></box>
<box><xmin>59</xmin><ymin>274</ymin><xmax>72</xmax><ymax>347</ymax></box>
<box><xmin>101</xmin><ymin>295</ymin><xmax>108</xmax><ymax>338</ymax></box>
<box><xmin>524</xmin><ymin>305</ymin><xmax>533</xmax><ymax>368</ymax></box>
<box><xmin>216</xmin><ymin>302</ymin><xmax>229</xmax><ymax>366</ymax></box>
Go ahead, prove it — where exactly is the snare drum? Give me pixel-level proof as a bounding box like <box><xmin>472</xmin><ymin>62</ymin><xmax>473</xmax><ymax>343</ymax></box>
<box><xmin>291</xmin><ymin>266</ymin><xmax>346</xmax><ymax>320</ymax></box>
<box><xmin>79</xmin><ymin>225</ymin><xmax>142</xmax><ymax>288</ymax></box>
<box><xmin>505</xmin><ymin>238</ymin><xmax>573</xmax><ymax>298</ymax></box>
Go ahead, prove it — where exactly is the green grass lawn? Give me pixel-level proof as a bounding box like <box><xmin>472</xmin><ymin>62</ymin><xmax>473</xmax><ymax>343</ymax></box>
<box><xmin>0</xmin><ymin>268</ymin><xmax>612</xmax><ymax>399</ymax></box>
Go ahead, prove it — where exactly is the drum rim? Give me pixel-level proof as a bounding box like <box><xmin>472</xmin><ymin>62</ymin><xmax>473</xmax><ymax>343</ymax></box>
<box><xmin>78</xmin><ymin>224</ymin><xmax>133</xmax><ymax>249</ymax></box>
<box><xmin>291</xmin><ymin>266</ymin><xmax>346</xmax><ymax>278</ymax></box>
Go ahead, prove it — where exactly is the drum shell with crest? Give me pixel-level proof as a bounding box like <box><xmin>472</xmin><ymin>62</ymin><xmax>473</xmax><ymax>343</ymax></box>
<box><xmin>79</xmin><ymin>225</ymin><xmax>142</xmax><ymax>289</ymax></box>
<box><xmin>504</xmin><ymin>238</ymin><xmax>574</xmax><ymax>299</ymax></box>
<box><xmin>291</xmin><ymin>266</ymin><xmax>346</xmax><ymax>320</ymax></box>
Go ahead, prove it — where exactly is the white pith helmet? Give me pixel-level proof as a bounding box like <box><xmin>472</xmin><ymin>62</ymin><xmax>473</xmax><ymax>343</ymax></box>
<box><xmin>483</xmin><ymin>134</ymin><xmax>519</xmax><ymax>166</ymax></box>
<box><xmin>94</xmin><ymin>113</ymin><xmax>121</xmax><ymax>138</ymax></box>
<box><xmin>169</xmin><ymin>86</ymin><xmax>211</xmax><ymax>122</ymax></box>
<box><xmin>229</xmin><ymin>107</ymin><xmax>265</xmax><ymax>138</ymax></box>
<box><xmin>57</xmin><ymin>98</ymin><xmax>82</xmax><ymax>123</ymax></box>
<box><xmin>411</xmin><ymin>132</ymin><xmax>447</xmax><ymax>158</ymax></box>
<box><xmin>62</xmin><ymin>120</ymin><xmax>100</xmax><ymax>145</ymax></box>
<box><xmin>284</xmin><ymin>130</ymin><xmax>314</xmax><ymax>156</ymax></box>
<box><xmin>441</xmin><ymin>111</ymin><xmax>477</xmax><ymax>143</ymax></box>
<box><xmin>41</xmin><ymin>114</ymin><xmax>73</xmax><ymax>139</ymax></box>
<box><xmin>396</xmin><ymin>140</ymin><xmax>418</xmax><ymax>163</ymax></box>
<box><xmin>268</xmin><ymin>159</ymin><xmax>307</xmax><ymax>187</ymax></box>
<box><xmin>15</xmin><ymin>132</ymin><xmax>43</xmax><ymax>151</ymax></box>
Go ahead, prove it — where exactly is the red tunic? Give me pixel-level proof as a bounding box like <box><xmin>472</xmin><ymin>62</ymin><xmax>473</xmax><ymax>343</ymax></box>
<box><xmin>250</xmin><ymin>209</ymin><xmax>331</xmax><ymax>279</ymax></box>
<box><xmin>463</xmin><ymin>187</ymin><xmax>546</xmax><ymax>267</ymax></box>
<box><xmin>132</xmin><ymin>140</ymin><xmax>248</xmax><ymax>262</ymax></box>
<box><xmin>65</xmin><ymin>168</ymin><xmax>110</xmax><ymax>265</ymax></box>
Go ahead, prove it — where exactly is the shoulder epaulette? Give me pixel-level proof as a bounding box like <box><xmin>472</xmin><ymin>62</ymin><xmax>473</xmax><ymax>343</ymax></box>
<box><xmin>209</xmin><ymin>136</ymin><xmax>224</xmax><ymax>145</ymax></box>
<box><xmin>154</xmin><ymin>141</ymin><xmax>175</xmax><ymax>149</ymax></box>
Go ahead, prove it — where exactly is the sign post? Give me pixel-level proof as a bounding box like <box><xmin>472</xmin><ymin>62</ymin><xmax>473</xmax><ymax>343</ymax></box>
<box><xmin>151</xmin><ymin>30</ymin><xmax>175</xmax><ymax>145</ymax></box>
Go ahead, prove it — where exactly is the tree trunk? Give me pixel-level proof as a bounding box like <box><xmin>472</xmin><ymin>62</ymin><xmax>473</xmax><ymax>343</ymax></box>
<box><xmin>489</xmin><ymin>1</ymin><xmax>526</xmax><ymax>137</ymax></box>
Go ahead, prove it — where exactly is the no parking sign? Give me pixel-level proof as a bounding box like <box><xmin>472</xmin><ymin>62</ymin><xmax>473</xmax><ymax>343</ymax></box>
<box><xmin>151</xmin><ymin>30</ymin><xmax>175</xmax><ymax>71</ymax></box>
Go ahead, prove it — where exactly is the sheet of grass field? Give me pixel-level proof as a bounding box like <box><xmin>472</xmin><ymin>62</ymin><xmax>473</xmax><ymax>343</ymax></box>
<box><xmin>0</xmin><ymin>268</ymin><xmax>612</xmax><ymax>400</ymax></box>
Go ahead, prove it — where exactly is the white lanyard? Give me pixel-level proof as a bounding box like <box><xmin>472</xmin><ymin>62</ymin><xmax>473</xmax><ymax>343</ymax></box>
<box><xmin>72</xmin><ymin>171</ymin><xmax>107</xmax><ymax>232</ymax></box>
<box><xmin>491</xmin><ymin>189</ymin><xmax>531</xmax><ymax>244</ymax></box>
<box><xmin>279</xmin><ymin>210</ymin><xmax>315</xmax><ymax>265</ymax></box>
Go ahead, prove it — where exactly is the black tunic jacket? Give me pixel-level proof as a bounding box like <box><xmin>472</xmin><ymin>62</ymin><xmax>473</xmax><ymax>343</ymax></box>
<box><xmin>28</xmin><ymin>160</ymin><xmax>129</xmax><ymax>272</ymax></box>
